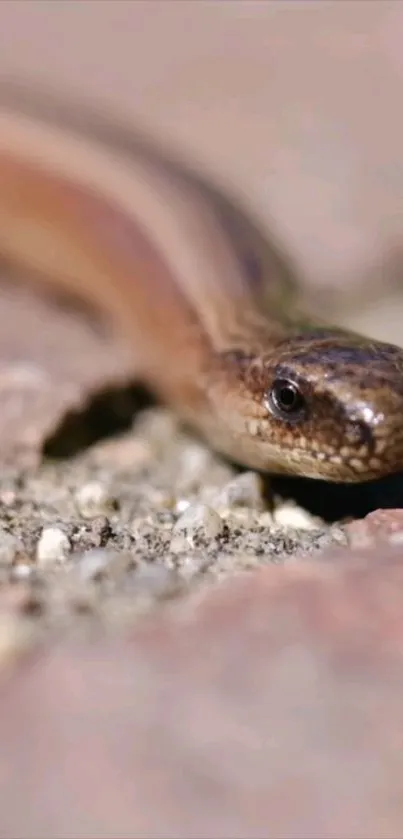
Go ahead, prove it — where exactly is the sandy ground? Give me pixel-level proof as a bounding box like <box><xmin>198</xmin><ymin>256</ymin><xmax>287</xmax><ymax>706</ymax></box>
<box><xmin>1</xmin><ymin>4</ymin><xmax>403</xmax><ymax>834</ymax></box>
<box><xmin>0</xmin><ymin>274</ymin><xmax>400</xmax><ymax>643</ymax></box>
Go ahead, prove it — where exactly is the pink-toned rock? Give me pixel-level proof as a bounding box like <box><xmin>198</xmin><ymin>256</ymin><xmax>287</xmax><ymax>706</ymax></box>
<box><xmin>0</xmin><ymin>283</ymin><xmax>136</xmax><ymax>463</ymax></box>
<box><xmin>347</xmin><ymin>508</ymin><xmax>403</xmax><ymax>549</ymax></box>
<box><xmin>1</xmin><ymin>547</ymin><xmax>403</xmax><ymax>836</ymax></box>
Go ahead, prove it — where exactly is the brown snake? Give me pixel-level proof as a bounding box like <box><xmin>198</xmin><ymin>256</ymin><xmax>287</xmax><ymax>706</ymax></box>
<box><xmin>0</xmin><ymin>82</ymin><xmax>403</xmax><ymax>483</ymax></box>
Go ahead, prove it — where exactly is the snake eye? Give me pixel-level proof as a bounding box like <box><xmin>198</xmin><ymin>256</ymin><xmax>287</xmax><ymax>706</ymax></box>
<box><xmin>266</xmin><ymin>378</ymin><xmax>306</xmax><ymax>421</ymax></box>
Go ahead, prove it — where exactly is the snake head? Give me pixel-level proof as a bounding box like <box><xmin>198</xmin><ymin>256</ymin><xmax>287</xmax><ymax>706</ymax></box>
<box><xmin>215</xmin><ymin>330</ymin><xmax>403</xmax><ymax>482</ymax></box>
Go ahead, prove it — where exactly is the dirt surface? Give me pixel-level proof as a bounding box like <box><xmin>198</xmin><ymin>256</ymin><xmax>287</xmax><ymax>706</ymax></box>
<box><xmin>0</xmin><ymin>280</ymin><xmax>351</xmax><ymax>639</ymax></box>
<box><xmin>1</xmin><ymin>2</ymin><xmax>403</xmax><ymax>828</ymax></box>
<box><xmin>1</xmin><ymin>275</ymin><xmax>402</xmax><ymax>641</ymax></box>
<box><xmin>0</xmin><ymin>277</ymin><xmax>403</xmax><ymax>837</ymax></box>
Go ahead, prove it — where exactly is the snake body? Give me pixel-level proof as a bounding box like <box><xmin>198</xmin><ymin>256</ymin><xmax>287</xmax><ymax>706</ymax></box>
<box><xmin>1</xmin><ymin>83</ymin><xmax>403</xmax><ymax>483</ymax></box>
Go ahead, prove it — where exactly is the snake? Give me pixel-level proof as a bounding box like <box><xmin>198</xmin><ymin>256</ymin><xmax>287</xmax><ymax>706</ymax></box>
<box><xmin>0</xmin><ymin>81</ymin><xmax>403</xmax><ymax>484</ymax></box>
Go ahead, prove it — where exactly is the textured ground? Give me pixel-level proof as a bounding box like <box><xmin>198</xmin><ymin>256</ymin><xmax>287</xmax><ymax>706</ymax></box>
<box><xmin>0</xmin><ymin>281</ymin><xmax>352</xmax><ymax>636</ymax></box>
<box><xmin>0</xmin><ymin>277</ymin><xmax>403</xmax><ymax>836</ymax></box>
<box><xmin>3</xmin><ymin>3</ymin><xmax>403</xmax><ymax>834</ymax></box>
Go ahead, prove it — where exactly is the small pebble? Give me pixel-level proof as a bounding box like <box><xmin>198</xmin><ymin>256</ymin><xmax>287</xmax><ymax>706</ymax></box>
<box><xmin>143</xmin><ymin>487</ymin><xmax>176</xmax><ymax>511</ymax></box>
<box><xmin>130</xmin><ymin>516</ymin><xmax>157</xmax><ymax>541</ymax></box>
<box><xmin>259</xmin><ymin>511</ymin><xmax>276</xmax><ymax>527</ymax></box>
<box><xmin>272</xmin><ymin>501</ymin><xmax>320</xmax><ymax>531</ymax></box>
<box><xmin>92</xmin><ymin>436</ymin><xmax>154</xmax><ymax>471</ymax></box>
<box><xmin>75</xmin><ymin>481</ymin><xmax>117</xmax><ymax>519</ymax></box>
<box><xmin>175</xmin><ymin>498</ymin><xmax>192</xmax><ymax>515</ymax></box>
<box><xmin>10</xmin><ymin>563</ymin><xmax>34</xmax><ymax>581</ymax></box>
<box><xmin>171</xmin><ymin>503</ymin><xmax>224</xmax><ymax>551</ymax></box>
<box><xmin>36</xmin><ymin>527</ymin><xmax>71</xmax><ymax>566</ymax></box>
<box><xmin>136</xmin><ymin>408</ymin><xmax>179</xmax><ymax>452</ymax></box>
<box><xmin>178</xmin><ymin>443</ymin><xmax>212</xmax><ymax>485</ymax></box>
<box><xmin>83</xmin><ymin>516</ymin><xmax>113</xmax><ymax>549</ymax></box>
<box><xmin>212</xmin><ymin>472</ymin><xmax>264</xmax><ymax>512</ymax></box>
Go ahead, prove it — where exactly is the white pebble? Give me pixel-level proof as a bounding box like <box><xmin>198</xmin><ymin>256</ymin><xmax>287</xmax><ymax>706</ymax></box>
<box><xmin>75</xmin><ymin>481</ymin><xmax>115</xmax><ymax>519</ymax></box>
<box><xmin>171</xmin><ymin>503</ymin><xmax>224</xmax><ymax>551</ymax></box>
<box><xmin>273</xmin><ymin>502</ymin><xmax>319</xmax><ymax>531</ymax></box>
<box><xmin>212</xmin><ymin>472</ymin><xmax>264</xmax><ymax>512</ymax></box>
<box><xmin>179</xmin><ymin>443</ymin><xmax>212</xmax><ymax>480</ymax></box>
<box><xmin>174</xmin><ymin>498</ymin><xmax>192</xmax><ymax>515</ymax></box>
<box><xmin>36</xmin><ymin>527</ymin><xmax>71</xmax><ymax>566</ymax></box>
<box><xmin>11</xmin><ymin>563</ymin><xmax>34</xmax><ymax>581</ymax></box>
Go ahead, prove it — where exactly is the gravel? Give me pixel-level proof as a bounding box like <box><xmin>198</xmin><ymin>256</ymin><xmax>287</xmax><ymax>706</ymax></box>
<box><xmin>0</xmin><ymin>406</ymin><xmax>348</xmax><ymax>638</ymax></box>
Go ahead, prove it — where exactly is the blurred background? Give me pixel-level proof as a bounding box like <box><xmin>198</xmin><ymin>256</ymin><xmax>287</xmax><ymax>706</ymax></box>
<box><xmin>0</xmin><ymin>0</ymin><xmax>402</xmax><ymax>342</ymax></box>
